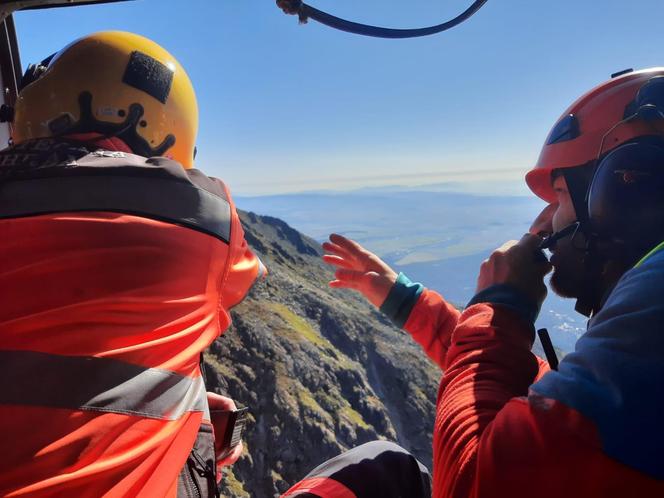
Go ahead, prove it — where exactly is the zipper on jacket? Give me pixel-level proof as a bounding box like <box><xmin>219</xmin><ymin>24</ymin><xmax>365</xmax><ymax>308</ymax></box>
<box><xmin>186</xmin><ymin>459</ymin><xmax>202</xmax><ymax>498</ymax></box>
<box><xmin>190</xmin><ymin>449</ymin><xmax>220</xmax><ymax>498</ymax></box>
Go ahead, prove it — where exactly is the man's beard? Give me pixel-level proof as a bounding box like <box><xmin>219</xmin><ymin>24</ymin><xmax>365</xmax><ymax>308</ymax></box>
<box><xmin>549</xmin><ymin>237</ymin><xmax>596</xmax><ymax>300</ymax></box>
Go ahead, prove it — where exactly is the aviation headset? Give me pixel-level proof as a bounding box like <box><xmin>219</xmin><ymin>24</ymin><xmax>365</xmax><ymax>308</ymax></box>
<box><xmin>543</xmin><ymin>75</ymin><xmax>664</xmax><ymax>258</ymax></box>
<box><xmin>584</xmin><ymin>76</ymin><xmax>664</xmax><ymax>249</ymax></box>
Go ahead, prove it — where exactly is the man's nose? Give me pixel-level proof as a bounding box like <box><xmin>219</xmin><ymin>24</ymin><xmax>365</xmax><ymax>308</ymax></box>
<box><xmin>529</xmin><ymin>203</ymin><xmax>557</xmax><ymax>235</ymax></box>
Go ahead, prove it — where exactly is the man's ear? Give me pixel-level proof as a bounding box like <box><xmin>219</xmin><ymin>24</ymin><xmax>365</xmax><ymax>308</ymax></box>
<box><xmin>530</xmin><ymin>203</ymin><xmax>557</xmax><ymax>235</ymax></box>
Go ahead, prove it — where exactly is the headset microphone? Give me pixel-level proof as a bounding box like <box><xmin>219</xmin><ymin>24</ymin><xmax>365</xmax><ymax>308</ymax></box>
<box><xmin>539</xmin><ymin>223</ymin><xmax>580</xmax><ymax>250</ymax></box>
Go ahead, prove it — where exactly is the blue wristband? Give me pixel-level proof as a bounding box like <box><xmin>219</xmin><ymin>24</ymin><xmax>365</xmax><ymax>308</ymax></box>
<box><xmin>380</xmin><ymin>273</ymin><xmax>424</xmax><ymax>328</ymax></box>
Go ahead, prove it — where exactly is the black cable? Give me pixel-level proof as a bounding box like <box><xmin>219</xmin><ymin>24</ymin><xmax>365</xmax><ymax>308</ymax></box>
<box><xmin>277</xmin><ymin>0</ymin><xmax>489</xmax><ymax>39</ymax></box>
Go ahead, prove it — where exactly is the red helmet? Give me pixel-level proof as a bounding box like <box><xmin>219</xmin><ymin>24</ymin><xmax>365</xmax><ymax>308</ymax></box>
<box><xmin>526</xmin><ymin>67</ymin><xmax>664</xmax><ymax>203</ymax></box>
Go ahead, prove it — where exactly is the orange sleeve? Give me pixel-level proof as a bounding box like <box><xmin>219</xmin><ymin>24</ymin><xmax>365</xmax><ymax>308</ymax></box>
<box><xmin>215</xmin><ymin>180</ymin><xmax>266</xmax><ymax>311</ymax></box>
<box><xmin>402</xmin><ymin>289</ymin><xmax>461</xmax><ymax>370</ymax></box>
<box><xmin>432</xmin><ymin>303</ymin><xmax>541</xmax><ymax>498</ymax></box>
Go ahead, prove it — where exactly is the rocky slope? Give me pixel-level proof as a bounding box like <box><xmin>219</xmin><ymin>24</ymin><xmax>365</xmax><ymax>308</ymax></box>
<box><xmin>205</xmin><ymin>211</ymin><xmax>440</xmax><ymax>497</ymax></box>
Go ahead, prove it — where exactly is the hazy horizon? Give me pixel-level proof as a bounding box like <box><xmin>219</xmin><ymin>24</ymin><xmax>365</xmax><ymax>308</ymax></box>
<box><xmin>235</xmin><ymin>176</ymin><xmax>532</xmax><ymax>197</ymax></box>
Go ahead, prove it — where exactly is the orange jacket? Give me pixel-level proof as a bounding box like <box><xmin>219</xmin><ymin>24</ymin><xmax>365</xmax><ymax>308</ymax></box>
<box><xmin>399</xmin><ymin>268</ymin><xmax>664</xmax><ymax>498</ymax></box>
<box><xmin>0</xmin><ymin>139</ymin><xmax>263</xmax><ymax>497</ymax></box>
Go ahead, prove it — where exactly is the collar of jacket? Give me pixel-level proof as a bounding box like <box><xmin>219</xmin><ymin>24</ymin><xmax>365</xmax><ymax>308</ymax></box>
<box><xmin>634</xmin><ymin>240</ymin><xmax>664</xmax><ymax>268</ymax></box>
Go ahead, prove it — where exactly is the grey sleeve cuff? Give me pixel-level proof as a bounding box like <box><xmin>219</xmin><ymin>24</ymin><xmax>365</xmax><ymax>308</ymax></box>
<box><xmin>466</xmin><ymin>284</ymin><xmax>541</xmax><ymax>324</ymax></box>
<box><xmin>379</xmin><ymin>273</ymin><xmax>424</xmax><ymax>328</ymax></box>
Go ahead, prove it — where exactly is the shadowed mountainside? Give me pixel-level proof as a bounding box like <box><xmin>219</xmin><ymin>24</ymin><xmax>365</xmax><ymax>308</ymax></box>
<box><xmin>205</xmin><ymin>211</ymin><xmax>440</xmax><ymax>497</ymax></box>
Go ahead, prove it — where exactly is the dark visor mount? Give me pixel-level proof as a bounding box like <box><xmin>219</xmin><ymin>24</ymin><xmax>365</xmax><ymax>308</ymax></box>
<box><xmin>546</xmin><ymin>114</ymin><xmax>580</xmax><ymax>145</ymax></box>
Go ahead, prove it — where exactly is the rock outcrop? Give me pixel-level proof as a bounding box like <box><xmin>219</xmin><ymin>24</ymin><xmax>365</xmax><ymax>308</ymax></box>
<box><xmin>207</xmin><ymin>211</ymin><xmax>439</xmax><ymax>497</ymax></box>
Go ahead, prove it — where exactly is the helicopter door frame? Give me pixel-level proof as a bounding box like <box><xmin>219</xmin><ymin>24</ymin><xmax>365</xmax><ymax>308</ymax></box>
<box><xmin>0</xmin><ymin>14</ymin><xmax>21</xmax><ymax>150</ymax></box>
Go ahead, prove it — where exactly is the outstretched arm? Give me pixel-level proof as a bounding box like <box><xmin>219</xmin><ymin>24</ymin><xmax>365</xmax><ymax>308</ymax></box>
<box><xmin>322</xmin><ymin>234</ymin><xmax>461</xmax><ymax>369</ymax></box>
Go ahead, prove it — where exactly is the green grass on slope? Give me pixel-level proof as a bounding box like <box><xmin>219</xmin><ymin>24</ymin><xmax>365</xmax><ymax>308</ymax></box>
<box><xmin>269</xmin><ymin>303</ymin><xmax>329</xmax><ymax>349</ymax></box>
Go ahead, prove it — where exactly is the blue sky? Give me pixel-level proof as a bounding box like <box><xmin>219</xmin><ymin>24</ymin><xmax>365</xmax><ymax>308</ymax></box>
<box><xmin>14</xmin><ymin>0</ymin><xmax>664</xmax><ymax>195</ymax></box>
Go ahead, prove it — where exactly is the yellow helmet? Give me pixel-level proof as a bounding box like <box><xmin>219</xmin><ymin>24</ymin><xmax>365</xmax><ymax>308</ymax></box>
<box><xmin>14</xmin><ymin>31</ymin><xmax>198</xmax><ymax>168</ymax></box>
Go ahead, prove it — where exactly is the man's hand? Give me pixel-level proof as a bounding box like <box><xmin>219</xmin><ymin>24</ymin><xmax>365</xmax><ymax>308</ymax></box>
<box><xmin>322</xmin><ymin>233</ymin><xmax>398</xmax><ymax>308</ymax></box>
<box><xmin>207</xmin><ymin>392</ymin><xmax>243</xmax><ymax>482</ymax></box>
<box><xmin>476</xmin><ymin>234</ymin><xmax>552</xmax><ymax>308</ymax></box>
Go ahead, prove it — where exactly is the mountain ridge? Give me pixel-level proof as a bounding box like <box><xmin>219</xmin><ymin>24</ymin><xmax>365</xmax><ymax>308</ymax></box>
<box><xmin>205</xmin><ymin>210</ymin><xmax>440</xmax><ymax>497</ymax></box>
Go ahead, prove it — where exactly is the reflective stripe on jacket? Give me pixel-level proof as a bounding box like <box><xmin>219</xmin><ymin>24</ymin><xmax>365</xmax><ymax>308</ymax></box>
<box><xmin>0</xmin><ymin>139</ymin><xmax>263</xmax><ymax>497</ymax></box>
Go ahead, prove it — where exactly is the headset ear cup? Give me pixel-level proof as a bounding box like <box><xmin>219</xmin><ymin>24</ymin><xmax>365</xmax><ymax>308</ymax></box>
<box><xmin>20</xmin><ymin>63</ymin><xmax>40</xmax><ymax>92</ymax></box>
<box><xmin>588</xmin><ymin>140</ymin><xmax>664</xmax><ymax>244</ymax></box>
<box><xmin>19</xmin><ymin>53</ymin><xmax>56</xmax><ymax>92</ymax></box>
<box><xmin>587</xmin><ymin>153</ymin><xmax>622</xmax><ymax>238</ymax></box>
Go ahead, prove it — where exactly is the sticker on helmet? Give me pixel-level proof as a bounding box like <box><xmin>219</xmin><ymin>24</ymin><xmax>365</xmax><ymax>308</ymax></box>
<box><xmin>122</xmin><ymin>51</ymin><xmax>174</xmax><ymax>104</ymax></box>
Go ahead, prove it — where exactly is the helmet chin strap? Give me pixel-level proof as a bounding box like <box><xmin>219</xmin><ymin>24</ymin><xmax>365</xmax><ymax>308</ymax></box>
<box><xmin>574</xmin><ymin>242</ymin><xmax>605</xmax><ymax>318</ymax></box>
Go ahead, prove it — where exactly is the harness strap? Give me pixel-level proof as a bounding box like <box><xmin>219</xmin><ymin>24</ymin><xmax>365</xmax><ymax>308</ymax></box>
<box><xmin>0</xmin><ymin>174</ymin><xmax>232</xmax><ymax>243</ymax></box>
